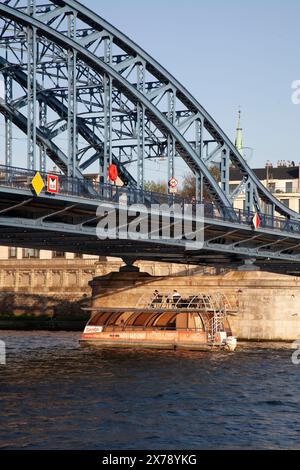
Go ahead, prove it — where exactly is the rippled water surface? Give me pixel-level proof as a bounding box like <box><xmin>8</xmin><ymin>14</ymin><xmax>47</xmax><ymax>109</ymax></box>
<box><xmin>0</xmin><ymin>331</ymin><xmax>299</xmax><ymax>450</ymax></box>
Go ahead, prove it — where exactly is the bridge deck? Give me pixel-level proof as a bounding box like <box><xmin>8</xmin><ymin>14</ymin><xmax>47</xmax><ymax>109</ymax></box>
<box><xmin>0</xmin><ymin>166</ymin><xmax>300</xmax><ymax>273</ymax></box>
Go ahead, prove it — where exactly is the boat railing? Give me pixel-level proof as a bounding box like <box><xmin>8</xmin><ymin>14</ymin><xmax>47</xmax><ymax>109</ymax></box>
<box><xmin>137</xmin><ymin>292</ymin><xmax>238</xmax><ymax>313</ymax></box>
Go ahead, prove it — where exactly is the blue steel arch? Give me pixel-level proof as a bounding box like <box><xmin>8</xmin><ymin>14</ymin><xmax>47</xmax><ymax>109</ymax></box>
<box><xmin>0</xmin><ymin>1</ymin><xmax>298</xmax><ymax>220</ymax></box>
<box><xmin>0</xmin><ymin>97</ymin><xmax>70</xmax><ymax>176</ymax></box>
<box><xmin>0</xmin><ymin>3</ymin><xmax>231</xmax><ymax>210</ymax></box>
<box><xmin>0</xmin><ymin>57</ymin><xmax>138</xmax><ymax>188</ymax></box>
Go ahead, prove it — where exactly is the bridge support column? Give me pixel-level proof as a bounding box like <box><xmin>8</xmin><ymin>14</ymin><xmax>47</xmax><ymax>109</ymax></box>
<box><xmin>221</xmin><ymin>147</ymin><xmax>230</xmax><ymax>197</ymax></box>
<box><xmin>136</xmin><ymin>63</ymin><xmax>146</xmax><ymax>191</ymax></box>
<box><xmin>120</xmin><ymin>258</ymin><xmax>140</xmax><ymax>273</ymax></box>
<box><xmin>167</xmin><ymin>89</ymin><xmax>176</xmax><ymax>186</ymax></box>
<box><xmin>245</xmin><ymin>179</ymin><xmax>254</xmax><ymax>213</ymax></box>
<box><xmin>195</xmin><ymin>118</ymin><xmax>204</xmax><ymax>202</ymax></box>
<box><xmin>238</xmin><ymin>259</ymin><xmax>261</xmax><ymax>272</ymax></box>
<box><xmin>67</xmin><ymin>12</ymin><xmax>78</xmax><ymax>178</ymax></box>
<box><xmin>4</xmin><ymin>73</ymin><xmax>12</xmax><ymax>169</ymax></box>
<box><xmin>38</xmin><ymin>100</ymin><xmax>47</xmax><ymax>172</ymax></box>
<box><xmin>27</xmin><ymin>1</ymin><xmax>37</xmax><ymax>171</ymax></box>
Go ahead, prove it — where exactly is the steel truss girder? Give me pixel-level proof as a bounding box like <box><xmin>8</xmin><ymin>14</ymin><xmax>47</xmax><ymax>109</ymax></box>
<box><xmin>67</xmin><ymin>9</ymin><xmax>77</xmax><ymax>177</ymax></box>
<box><xmin>0</xmin><ymin>1</ymin><xmax>299</xmax><ymax>221</ymax></box>
<box><xmin>38</xmin><ymin>99</ymin><xmax>47</xmax><ymax>171</ymax></box>
<box><xmin>0</xmin><ymin>3</ymin><xmax>234</xmax><ymax>211</ymax></box>
<box><xmin>0</xmin><ymin>57</ymin><xmax>138</xmax><ymax>188</ymax></box>
<box><xmin>0</xmin><ymin>96</ymin><xmax>82</xmax><ymax>178</ymax></box>
<box><xmin>26</xmin><ymin>3</ymin><xmax>37</xmax><ymax>170</ymax></box>
<box><xmin>0</xmin><ymin>58</ymin><xmax>174</xmax><ymax>183</ymax></box>
<box><xmin>206</xmin><ymin>232</ymin><xmax>298</xmax><ymax>257</ymax></box>
<box><xmin>0</xmin><ymin>190</ymin><xmax>299</xmax><ymax>264</ymax></box>
<box><xmin>38</xmin><ymin>0</ymin><xmax>300</xmax><ymax>220</ymax></box>
<box><xmin>3</xmin><ymin>72</ymin><xmax>13</xmax><ymax>167</ymax></box>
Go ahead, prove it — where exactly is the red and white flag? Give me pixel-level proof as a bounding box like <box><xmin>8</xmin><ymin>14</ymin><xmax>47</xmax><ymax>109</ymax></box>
<box><xmin>252</xmin><ymin>213</ymin><xmax>261</xmax><ymax>230</ymax></box>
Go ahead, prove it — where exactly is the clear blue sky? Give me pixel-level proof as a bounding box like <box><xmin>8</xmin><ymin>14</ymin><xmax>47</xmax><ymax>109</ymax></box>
<box><xmin>80</xmin><ymin>0</ymin><xmax>300</xmax><ymax>168</ymax></box>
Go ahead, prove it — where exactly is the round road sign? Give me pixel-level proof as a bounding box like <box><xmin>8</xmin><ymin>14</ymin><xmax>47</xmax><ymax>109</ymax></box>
<box><xmin>169</xmin><ymin>178</ymin><xmax>178</xmax><ymax>189</ymax></box>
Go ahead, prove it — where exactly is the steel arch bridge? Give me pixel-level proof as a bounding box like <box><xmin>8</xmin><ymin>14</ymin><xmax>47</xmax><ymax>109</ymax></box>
<box><xmin>0</xmin><ymin>0</ymin><xmax>300</xmax><ymax>273</ymax></box>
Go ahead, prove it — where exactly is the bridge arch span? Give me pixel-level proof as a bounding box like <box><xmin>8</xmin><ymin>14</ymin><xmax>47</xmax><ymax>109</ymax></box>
<box><xmin>0</xmin><ymin>1</ymin><xmax>298</xmax><ymax>220</ymax></box>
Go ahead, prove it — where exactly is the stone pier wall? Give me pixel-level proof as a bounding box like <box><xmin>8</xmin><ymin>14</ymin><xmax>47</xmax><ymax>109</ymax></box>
<box><xmin>0</xmin><ymin>258</ymin><xmax>208</xmax><ymax>318</ymax></box>
<box><xmin>1</xmin><ymin>255</ymin><xmax>300</xmax><ymax>341</ymax></box>
<box><xmin>90</xmin><ymin>270</ymin><xmax>300</xmax><ymax>342</ymax></box>
<box><xmin>0</xmin><ymin>259</ymin><xmax>96</xmax><ymax>319</ymax></box>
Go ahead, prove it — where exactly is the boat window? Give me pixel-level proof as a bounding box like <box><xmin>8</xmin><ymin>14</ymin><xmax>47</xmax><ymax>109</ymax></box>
<box><xmin>132</xmin><ymin>312</ymin><xmax>155</xmax><ymax>327</ymax></box>
<box><xmin>115</xmin><ymin>312</ymin><xmax>135</xmax><ymax>326</ymax></box>
<box><xmin>154</xmin><ymin>312</ymin><xmax>177</xmax><ymax>328</ymax></box>
<box><xmin>88</xmin><ymin>312</ymin><xmax>113</xmax><ymax>326</ymax></box>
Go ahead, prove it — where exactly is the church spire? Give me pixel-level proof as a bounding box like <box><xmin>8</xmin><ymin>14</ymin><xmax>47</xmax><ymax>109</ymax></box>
<box><xmin>235</xmin><ymin>108</ymin><xmax>243</xmax><ymax>155</ymax></box>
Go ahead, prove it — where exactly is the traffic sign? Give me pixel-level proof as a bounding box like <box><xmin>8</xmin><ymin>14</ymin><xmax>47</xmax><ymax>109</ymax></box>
<box><xmin>169</xmin><ymin>177</ymin><xmax>178</xmax><ymax>189</ymax></box>
<box><xmin>31</xmin><ymin>172</ymin><xmax>45</xmax><ymax>196</ymax></box>
<box><xmin>169</xmin><ymin>187</ymin><xmax>178</xmax><ymax>194</ymax></box>
<box><xmin>47</xmin><ymin>174</ymin><xmax>59</xmax><ymax>194</ymax></box>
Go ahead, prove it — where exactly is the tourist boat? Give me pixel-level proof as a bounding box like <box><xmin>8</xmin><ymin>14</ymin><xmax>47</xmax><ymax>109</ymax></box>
<box><xmin>80</xmin><ymin>293</ymin><xmax>238</xmax><ymax>351</ymax></box>
<box><xmin>225</xmin><ymin>336</ymin><xmax>238</xmax><ymax>352</ymax></box>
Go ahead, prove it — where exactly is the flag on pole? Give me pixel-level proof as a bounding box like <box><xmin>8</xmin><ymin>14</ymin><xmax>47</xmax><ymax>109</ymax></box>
<box><xmin>252</xmin><ymin>213</ymin><xmax>261</xmax><ymax>230</ymax></box>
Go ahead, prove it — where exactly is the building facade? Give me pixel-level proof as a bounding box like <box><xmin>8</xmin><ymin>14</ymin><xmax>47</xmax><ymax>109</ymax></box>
<box><xmin>230</xmin><ymin>162</ymin><xmax>300</xmax><ymax>214</ymax></box>
<box><xmin>0</xmin><ymin>246</ymin><xmax>99</xmax><ymax>261</ymax></box>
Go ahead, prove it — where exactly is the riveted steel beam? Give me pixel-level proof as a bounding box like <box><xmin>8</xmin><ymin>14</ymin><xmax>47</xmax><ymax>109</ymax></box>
<box><xmin>4</xmin><ymin>73</ymin><xmax>13</xmax><ymax>168</ymax></box>
<box><xmin>40</xmin><ymin>0</ymin><xmax>300</xmax><ymax>220</ymax></box>
<box><xmin>0</xmin><ymin>3</ymin><xmax>233</xmax><ymax>210</ymax></box>
<box><xmin>26</xmin><ymin>0</ymin><xmax>37</xmax><ymax>170</ymax></box>
<box><xmin>0</xmin><ymin>0</ymin><xmax>299</xmax><ymax>223</ymax></box>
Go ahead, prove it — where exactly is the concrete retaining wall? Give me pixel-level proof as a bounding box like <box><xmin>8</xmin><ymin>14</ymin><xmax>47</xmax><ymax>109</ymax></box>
<box><xmin>0</xmin><ymin>259</ymin><xmax>206</xmax><ymax>319</ymax></box>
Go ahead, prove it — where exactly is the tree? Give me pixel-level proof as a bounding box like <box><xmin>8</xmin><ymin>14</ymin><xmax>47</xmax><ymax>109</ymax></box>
<box><xmin>144</xmin><ymin>165</ymin><xmax>221</xmax><ymax>200</ymax></box>
<box><xmin>144</xmin><ymin>180</ymin><xmax>167</xmax><ymax>194</ymax></box>
<box><xmin>180</xmin><ymin>174</ymin><xmax>196</xmax><ymax>199</ymax></box>
<box><xmin>179</xmin><ymin>165</ymin><xmax>221</xmax><ymax>201</ymax></box>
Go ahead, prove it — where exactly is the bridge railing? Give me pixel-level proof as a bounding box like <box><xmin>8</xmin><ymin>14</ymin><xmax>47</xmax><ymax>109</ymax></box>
<box><xmin>0</xmin><ymin>164</ymin><xmax>300</xmax><ymax>235</ymax></box>
<box><xmin>204</xmin><ymin>204</ymin><xmax>300</xmax><ymax>234</ymax></box>
<box><xmin>0</xmin><ymin>164</ymin><xmax>185</xmax><ymax>205</ymax></box>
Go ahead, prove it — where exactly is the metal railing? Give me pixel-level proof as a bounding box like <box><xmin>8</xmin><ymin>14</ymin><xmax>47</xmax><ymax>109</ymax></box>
<box><xmin>0</xmin><ymin>164</ymin><xmax>300</xmax><ymax>235</ymax></box>
<box><xmin>231</xmin><ymin>185</ymin><xmax>300</xmax><ymax>195</ymax></box>
<box><xmin>269</xmin><ymin>187</ymin><xmax>300</xmax><ymax>194</ymax></box>
<box><xmin>0</xmin><ymin>164</ymin><xmax>184</xmax><ymax>205</ymax></box>
<box><xmin>137</xmin><ymin>292</ymin><xmax>237</xmax><ymax>313</ymax></box>
<box><xmin>138</xmin><ymin>293</ymin><xmax>218</xmax><ymax>311</ymax></box>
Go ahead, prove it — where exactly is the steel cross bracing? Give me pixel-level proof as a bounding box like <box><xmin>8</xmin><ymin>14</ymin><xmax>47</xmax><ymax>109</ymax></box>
<box><xmin>0</xmin><ymin>56</ymin><xmax>137</xmax><ymax>186</ymax></box>
<box><xmin>0</xmin><ymin>0</ymin><xmax>299</xmax><ymax>223</ymax></box>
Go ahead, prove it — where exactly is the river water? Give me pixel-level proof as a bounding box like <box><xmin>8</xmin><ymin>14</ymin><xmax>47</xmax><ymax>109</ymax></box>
<box><xmin>0</xmin><ymin>331</ymin><xmax>299</xmax><ymax>450</ymax></box>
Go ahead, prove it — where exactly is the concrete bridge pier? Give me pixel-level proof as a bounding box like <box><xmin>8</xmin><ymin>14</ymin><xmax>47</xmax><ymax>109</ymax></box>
<box><xmin>89</xmin><ymin>267</ymin><xmax>300</xmax><ymax>342</ymax></box>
